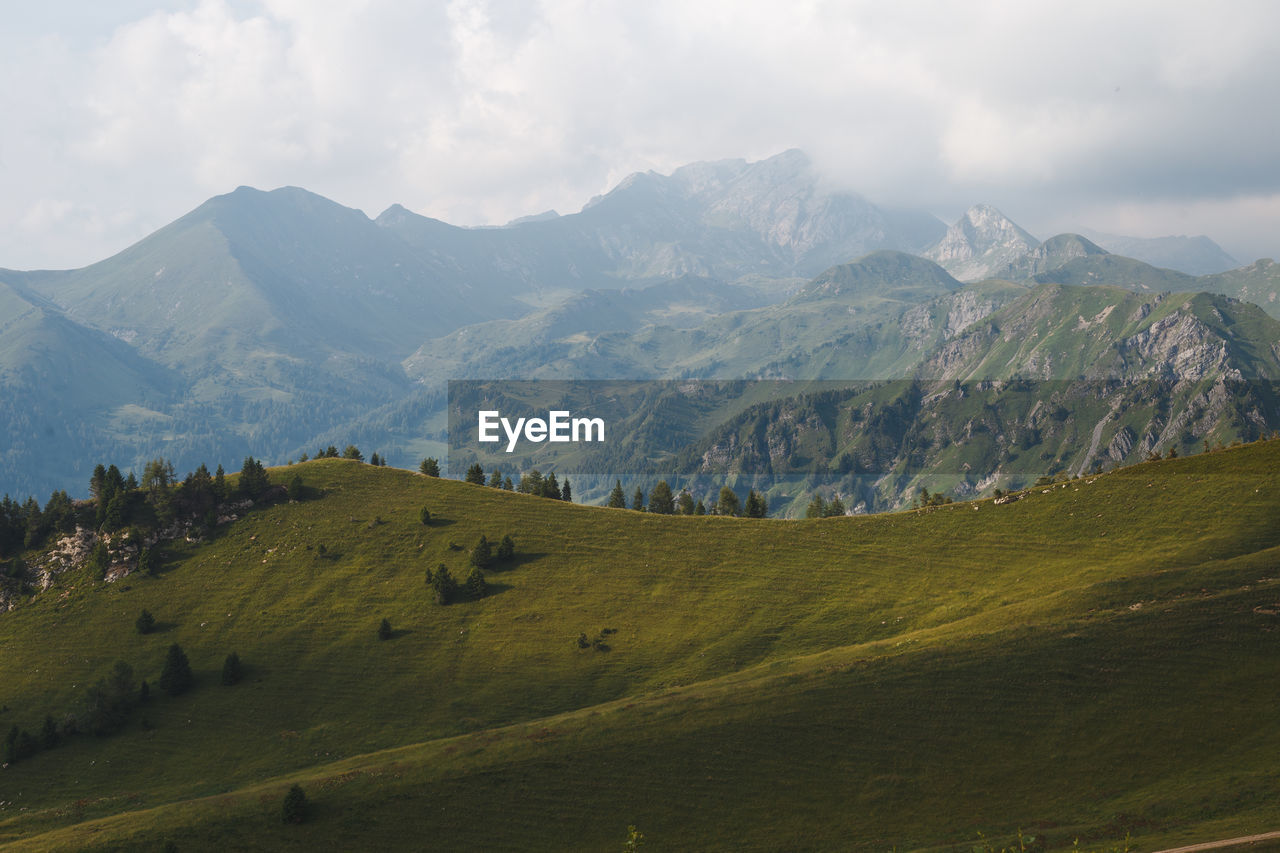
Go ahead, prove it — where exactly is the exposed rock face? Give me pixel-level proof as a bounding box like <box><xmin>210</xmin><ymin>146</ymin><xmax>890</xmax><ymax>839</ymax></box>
<box><xmin>925</xmin><ymin>204</ymin><xmax>1039</xmax><ymax>282</ymax></box>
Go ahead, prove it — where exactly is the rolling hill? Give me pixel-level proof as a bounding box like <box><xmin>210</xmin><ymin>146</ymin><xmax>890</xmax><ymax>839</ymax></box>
<box><xmin>0</xmin><ymin>441</ymin><xmax>1278</xmax><ymax>850</ymax></box>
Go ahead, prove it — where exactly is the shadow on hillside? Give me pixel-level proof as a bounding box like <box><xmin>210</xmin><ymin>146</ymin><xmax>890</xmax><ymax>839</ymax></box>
<box><xmin>149</xmin><ymin>620</ymin><xmax>180</xmax><ymax>634</ymax></box>
<box><xmin>491</xmin><ymin>552</ymin><xmax>546</xmax><ymax>572</ymax></box>
<box><xmin>385</xmin><ymin>628</ymin><xmax>415</xmax><ymax>640</ymax></box>
<box><xmin>476</xmin><ymin>581</ymin><xmax>513</xmax><ymax>599</ymax></box>
<box><xmin>425</xmin><ymin>518</ymin><xmax>457</xmax><ymax>528</ymax></box>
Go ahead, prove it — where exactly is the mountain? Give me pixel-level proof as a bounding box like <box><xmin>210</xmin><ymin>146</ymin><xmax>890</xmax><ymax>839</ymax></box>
<box><xmin>1201</xmin><ymin>258</ymin><xmax>1280</xmax><ymax>317</ymax></box>
<box><xmin>677</xmin><ymin>284</ymin><xmax>1280</xmax><ymax>512</ymax></box>
<box><xmin>403</xmin><ymin>252</ymin><xmax>1003</xmax><ymax>389</ymax></box>
<box><xmin>2</xmin><ymin>444</ymin><xmax>1279</xmax><ymax>848</ymax></box>
<box><xmin>1081</xmin><ymin>229</ymin><xmax>1239</xmax><ymax>275</ymax></box>
<box><xmin>0</xmin><ymin>279</ymin><xmax>178</xmax><ymax>497</ymax></box>
<box><xmin>924</xmin><ymin>204</ymin><xmax>1039</xmax><ymax>281</ymax></box>
<box><xmin>379</xmin><ymin>150</ymin><xmax>947</xmax><ymax>294</ymax></box>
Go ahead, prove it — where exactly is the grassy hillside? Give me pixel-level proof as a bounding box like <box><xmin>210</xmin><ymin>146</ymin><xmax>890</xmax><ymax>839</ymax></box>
<box><xmin>1</xmin><ymin>441</ymin><xmax>1279</xmax><ymax>850</ymax></box>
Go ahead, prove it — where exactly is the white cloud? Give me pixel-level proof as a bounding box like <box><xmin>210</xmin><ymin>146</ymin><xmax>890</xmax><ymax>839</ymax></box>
<box><xmin>1</xmin><ymin>0</ymin><xmax>1278</xmax><ymax>268</ymax></box>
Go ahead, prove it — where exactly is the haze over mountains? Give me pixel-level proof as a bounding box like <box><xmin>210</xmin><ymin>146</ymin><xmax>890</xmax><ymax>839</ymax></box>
<box><xmin>1</xmin><ymin>150</ymin><xmax>1277</xmax><ymax>504</ymax></box>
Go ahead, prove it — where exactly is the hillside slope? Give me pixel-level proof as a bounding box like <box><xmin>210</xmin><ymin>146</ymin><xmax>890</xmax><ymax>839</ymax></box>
<box><xmin>1</xmin><ymin>442</ymin><xmax>1278</xmax><ymax>850</ymax></box>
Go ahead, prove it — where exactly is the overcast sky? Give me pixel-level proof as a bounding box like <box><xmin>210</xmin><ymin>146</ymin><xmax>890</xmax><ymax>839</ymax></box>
<box><xmin>3</xmin><ymin>0</ymin><xmax>1278</xmax><ymax>270</ymax></box>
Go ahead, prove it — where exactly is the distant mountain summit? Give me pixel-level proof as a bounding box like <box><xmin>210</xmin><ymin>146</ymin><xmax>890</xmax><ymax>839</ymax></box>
<box><xmin>1080</xmin><ymin>230</ymin><xmax>1239</xmax><ymax>275</ymax></box>
<box><xmin>925</xmin><ymin>204</ymin><xmax>1039</xmax><ymax>281</ymax></box>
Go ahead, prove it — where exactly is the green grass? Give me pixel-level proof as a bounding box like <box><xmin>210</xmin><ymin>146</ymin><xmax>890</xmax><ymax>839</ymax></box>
<box><xmin>1</xmin><ymin>440</ymin><xmax>1278</xmax><ymax>850</ymax></box>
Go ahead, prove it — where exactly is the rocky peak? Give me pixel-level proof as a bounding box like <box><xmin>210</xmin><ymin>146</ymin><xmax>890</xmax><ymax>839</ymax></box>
<box><xmin>925</xmin><ymin>204</ymin><xmax>1039</xmax><ymax>281</ymax></box>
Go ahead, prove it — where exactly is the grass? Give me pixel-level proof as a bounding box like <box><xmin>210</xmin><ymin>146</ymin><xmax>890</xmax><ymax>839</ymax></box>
<box><xmin>0</xmin><ymin>439</ymin><xmax>1278</xmax><ymax>850</ymax></box>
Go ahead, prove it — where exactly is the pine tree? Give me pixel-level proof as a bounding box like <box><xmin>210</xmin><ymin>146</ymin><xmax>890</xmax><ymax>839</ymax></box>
<box><xmin>465</xmin><ymin>463</ymin><xmax>486</xmax><ymax>485</ymax></box>
<box><xmin>222</xmin><ymin>652</ymin><xmax>243</xmax><ymax>685</ymax></box>
<box><xmin>806</xmin><ymin>494</ymin><xmax>827</xmax><ymax>519</ymax></box>
<box><xmin>419</xmin><ymin>458</ymin><xmax>441</xmax><ymax>477</ymax></box>
<box><xmin>503</xmin><ymin>476</ymin><xmax>513</xmax><ymax>491</ymax></box>
<box><xmin>648</xmin><ymin>481</ymin><xmax>674</xmax><ymax>514</ymax></box>
<box><xmin>560</xmin><ymin>477</ymin><xmax>572</xmax><ymax>502</ymax></box>
<box><xmin>470</xmin><ymin>535</ymin><xmax>493</xmax><ymax>569</ymax></box>
<box><xmin>90</xmin><ymin>540</ymin><xmax>111</xmax><ymax>578</ymax></box>
<box><xmin>694</xmin><ymin>500</ymin><xmax>707</xmax><ymax>516</ymax></box>
<box><xmin>369</xmin><ymin>452</ymin><xmax>381</xmax><ymax>466</ymax></box>
<box><xmin>677</xmin><ymin>490</ymin><xmax>695</xmax><ymax>515</ymax></box>
<box><xmin>488</xmin><ymin>469</ymin><xmax>503</xmax><ymax>488</ymax></box>
<box><xmin>716</xmin><ymin>486</ymin><xmax>740</xmax><ymax>517</ymax></box>
<box><xmin>288</xmin><ymin>474</ymin><xmax>304</xmax><ymax>502</ymax></box>
<box><xmin>136</xmin><ymin>609</ymin><xmax>156</xmax><ymax>635</ymax></box>
<box><xmin>826</xmin><ymin>496</ymin><xmax>846</xmax><ymax>517</ymax></box>
<box><xmin>632</xmin><ymin>487</ymin><xmax>645</xmax><ymax>512</ymax></box>
<box><xmin>41</xmin><ymin>714</ymin><xmax>59</xmax><ymax>750</ymax></box>
<box><xmin>213</xmin><ymin>464</ymin><xmax>227</xmax><ymax>502</ymax></box>
<box><xmin>159</xmin><ymin>643</ymin><xmax>193</xmax><ymax>697</ymax></box>
<box><xmin>431</xmin><ymin>564</ymin><xmax>458</xmax><ymax>605</ymax></box>
<box><xmin>541</xmin><ymin>472</ymin><xmax>560</xmax><ymax>499</ymax></box>
<box><xmin>607</xmin><ymin>480</ymin><xmax>626</xmax><ymax>508</ymax></box>
<box><xmin>342</xmin><ymin>445</ymin><xmax>364</xmax><ymax>461</ymax></box>
<box><xmin>465</xmin><ymin>567</ymin><xmax>488</xmax><ymax>600</ymax></box>
<box><xmin>138</xmin><ymin>546</ymin><xmax>155</xmax><ymax>577</ymax></box>
<box><xmin>419</xmin><ymin>505</ymin><xmax>431</xmax><ymax>526</ymax></box>
<box><xmin>282</xmin><ymin>784</ymin><xmax>308</xmax><ymax>824</ymax></box>
<box><xmin>377</xmin><ymin>618</ymin><xmax>393</xmax><ymax>641</ymax></box>
<box><xmin>744</xmin><ymin>489</ymin><xmax>767</xmax><ymax>518</ymax></box>
<box><xmin>496</xmin><ymin>534</ymin><xmax>515</xmax><ymax>561</ymax></box>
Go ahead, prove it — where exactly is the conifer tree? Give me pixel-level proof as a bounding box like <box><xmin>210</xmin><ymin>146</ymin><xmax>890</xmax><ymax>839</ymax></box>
<box><xmin>488</xmin><ymin>469</ymin><xmax>503</xmax><ymax>488</ymax></box>
<box><xmin>744</xmin><ymin>489</ymin><xmax>768</xmax><ymax>518</ymax></box>
<box><xmin>419</xmin><ymin>505</ymin><xmax>431</xmax><ymax>526</ymax></box>
<box><xmin>136</xmin><ymin>609</ymin><xmax>156</xmax><ymax>635</ymax></box>
<box><xmin>465</xmin><ymin>567</ymin><xmax>488</xmax><ymax>600</ymax></box>
<box><xmin>430</xmin><ymin>564</ymin><xmax>458</xmax><ymax>605</ymax></box>
<box><xmin>648</xmin><ymin>481</ymin><xmax>675</xmax><ymax>514</ymax></box>
<box><xmin>465</xmin><ymin>463</ymin><xmax>486</xmax><ymax>485</ymax></box>
<box><xmin>560</xmin><ymin>477</ymin><xmax>572</xmax><ymax>502</ymax></box>
<box><xmin>716</xmin><ymin>486</ymin><xmax>740</xmax><ymax>517</ymax></box>
<box><xmin>607</xmin><ymin>480</ymin><xmax>626</xmax><ymax>508</ymax></box>
<box><xmin>159</xmin><ymin>643</ymin><xmax>193</xmax><ymax>697</ymax></box>
<box><xmin>496</xmin><ymin>534</ymin><xmax>515</xmax><ymax>562</ymax></box>
<box><xmin>343</xmin><ymin>445</ymin><xmax>364</xmax><ymax>461</ymax></box>
<box><xmin>632</xmin><ymin>487</ymin><xmax>645</xmax><ymax>512</ymax></box>
<box><xmin>222</xmin><ymin>652</ymin><xmax>243</xmax><ymax>685</ymax></box>
<box><xmin>678</xmin><ymin>490</ymin><xmax>696</xmax><ymax>515</ymax></box>
<box><xmin>470</xmin><ymin>535</ymin><xmax>493</xmax><ymax>569</ymax></box>
<box><xmin>377</xmin><ymin>618</ymin><xmax>393</xmax><ymax>641</ymax></box>
<box><xmin>420</xmin><ymin>457</ymin><xmax>441</xmax><ymax>477</ymax></box>
<box><xmin>282</xmin><ymin>784</ymin><xmax>308</xmax><ymax>824</ymax></box>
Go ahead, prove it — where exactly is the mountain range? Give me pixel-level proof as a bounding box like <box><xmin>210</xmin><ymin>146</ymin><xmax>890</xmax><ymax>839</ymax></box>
<box><xmin>0</xmin><ymin>151</ymin><xmax>1277</xmax><ymax>504</ymax></box>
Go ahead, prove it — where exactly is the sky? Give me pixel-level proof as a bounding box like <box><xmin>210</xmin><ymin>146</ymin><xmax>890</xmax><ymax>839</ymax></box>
<box><xmin>3</xmin><ymin>0</ymin><xmax>1279</xmax><ymax>270</ymax></box>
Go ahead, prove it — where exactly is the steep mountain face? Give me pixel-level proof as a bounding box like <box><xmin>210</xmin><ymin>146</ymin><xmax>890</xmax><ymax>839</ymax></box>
<box><xmin>924</xmin><ymin>204</ymin><xmax>1039</xmax><ymax>281</ymax></box>
<box><xmin>1081</xmin><ymin>230</ymin><xmax>1239</xmax><ymax>275</ymax></box>
<box><xmin>677</xmin><ymin>285</ymin><xmax>1280</xmax><ymax>513</ymax></box>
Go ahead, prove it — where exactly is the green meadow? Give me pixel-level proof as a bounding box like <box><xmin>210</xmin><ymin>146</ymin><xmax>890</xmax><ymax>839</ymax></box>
<box><xmin>1</xmin><ymin>440</ymin><xmax>1278</xmax><ymax>850</ymax></box>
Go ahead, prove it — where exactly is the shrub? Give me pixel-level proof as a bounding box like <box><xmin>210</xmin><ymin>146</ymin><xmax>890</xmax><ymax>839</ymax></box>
<box><xmin>282</xmin><ymin>784</ymin><xmax>308</xmax><ymax>824</ymax></box>
<box><xmin>378</xmin><ymin>618</ymin><xmax>393</xmax><ymax>641</ymax></box>
<box><xmin>419</xmin><ymin>505</ymin><xmax>431</xmax><ymax>526</ymax></box>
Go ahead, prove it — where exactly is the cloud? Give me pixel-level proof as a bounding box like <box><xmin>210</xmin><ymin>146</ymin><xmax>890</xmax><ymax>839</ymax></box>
<box><xmin>1</xmin><ymin>0</ymin><xmax>1278</xmax><ymax>268</ymax></box>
